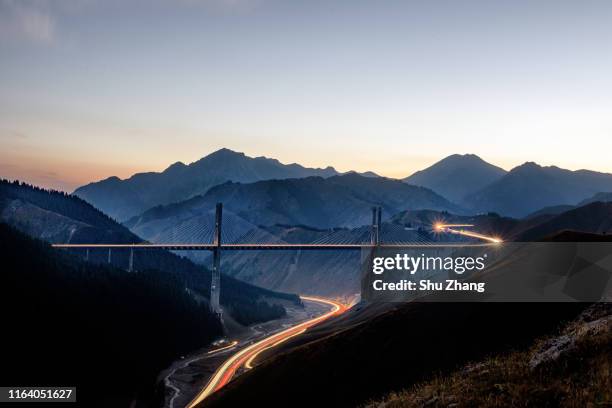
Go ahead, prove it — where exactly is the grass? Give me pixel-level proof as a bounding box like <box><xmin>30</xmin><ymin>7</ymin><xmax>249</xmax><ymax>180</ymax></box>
<box><xmin>365</xmin><ymin>305</ymin><xmax>611</xmax><ymax>408</ymax></box>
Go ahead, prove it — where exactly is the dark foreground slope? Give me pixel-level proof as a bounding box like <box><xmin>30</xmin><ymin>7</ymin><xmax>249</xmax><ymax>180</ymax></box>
<box><xmin>0</xmin><ymin>179</ymin><xmax>299</xmax><ymax>325</ymax></box>
<box><xmin>202</xmin><ymin>301</ymin><xmax>586</xmax><ymax>408</ymax></box>
<box><xmin>0</xmin><ymin>223</ymin><xmax>221</xmax><ymax>407</ymax></box>
<box><xmin>365</xmin><ymin>303</ymin><xmax>611</xmax><ymax>407</ymax></box>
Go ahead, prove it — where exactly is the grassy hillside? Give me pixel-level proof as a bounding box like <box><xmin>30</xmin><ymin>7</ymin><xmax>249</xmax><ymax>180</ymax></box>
<box><xmin>364</xmin><ymin>303</ymin><xmax>610</xmax><ymax>407</ymax></box>
<box><xmin>203</xmin><ymin>302</ymin><xmax>586</xmax><ymax>408</ymax></box>
<box><xmin>0</xmin><ymin>223</ymin><xmax>221</xmax><ymax>406</ymax></box>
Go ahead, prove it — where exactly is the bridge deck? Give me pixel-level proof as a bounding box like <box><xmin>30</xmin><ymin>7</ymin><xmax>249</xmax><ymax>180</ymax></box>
<box><xmin>52</xmin><ymin>243</ymin><xmax>497</xmax><ymax>250</ymax></box>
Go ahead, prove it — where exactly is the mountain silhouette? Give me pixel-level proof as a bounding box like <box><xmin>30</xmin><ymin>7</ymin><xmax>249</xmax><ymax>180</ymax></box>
<box><xmin>404</xmin><ymin>154</ymin><xmax>506</xmax><ymax>203</ymax></box>
<box><xmin>74</xmin><ymin>148</ymin><xmax>342</xmax><ymax>221</ymax></box>
<box><xmin>465</xmin><ymin>162</ymin><xmax>612</xmax><ymax>217</ymax></box>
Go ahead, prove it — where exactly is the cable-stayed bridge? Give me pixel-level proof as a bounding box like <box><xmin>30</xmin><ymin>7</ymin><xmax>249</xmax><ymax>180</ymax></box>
<box><xmin>53</xmin><ymin>204</ymin><xmax>499</xmax><ymax>316</ymax></box>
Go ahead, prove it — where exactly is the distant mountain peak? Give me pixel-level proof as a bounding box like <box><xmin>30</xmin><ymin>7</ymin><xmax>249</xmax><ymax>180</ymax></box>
<box><xmin>194</xmin><ymin>148</ymin><xmax>246</xmax><ymax>163</ymax></box>
<box><xmin>102</xmin><ymin>176</ymin><xmax>122</xmax><ymax>183</ymax></box>
<box><xmin>212</xmin><ymin>147</ymin><xmax>242</xmax><ymax>156</ymax></box>
<box><xmin>404</xmin><ymin>153</ymin><xmax>506</xmax><ymax>203</ymax></box>
<box><xmin>445</xmin><ymin>153</ymin><xmax>484</xmax><ymax>161</ymax></box>
<box><xmin>516</xmin><ymin>161</ymin><xmax>542</xmax><ymax>169</ymax></box>
<box><xmin>164</xmin><ymin>161</ymin><xmax>187</xmax><ymax>172</ymax></box>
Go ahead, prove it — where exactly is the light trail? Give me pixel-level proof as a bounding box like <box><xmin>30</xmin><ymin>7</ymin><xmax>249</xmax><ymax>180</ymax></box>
<box><xmin>207</xmin><ymin>340</ymin><xmax>239</xmax><ymax>355</ymax></box>
<box><xmin>244</xmin><ymin>328</ymin><xmax>306</xmax><ymax>369</ymax></box>
<box><xmin>186</xmin><ymin>296</ymin><xmax>346</xmax><ymax>408</ymax></box>
<box><xmin>433</xmin><ymin>223</ymin><xmax>474</xmax><ymax>231</ymax></box>
<box><xmin>434</xmin><ymin>223</ymin><xmax>503</xmax><ymax>243</ymax></box>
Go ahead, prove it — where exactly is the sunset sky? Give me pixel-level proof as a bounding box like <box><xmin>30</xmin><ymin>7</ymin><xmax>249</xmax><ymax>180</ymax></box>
<box><xmin>1</xmin><ymin>0</ymin><xmax>611</xmax><ymax>191</ymax></box>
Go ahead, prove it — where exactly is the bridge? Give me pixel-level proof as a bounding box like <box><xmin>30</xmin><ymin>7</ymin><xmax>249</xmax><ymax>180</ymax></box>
<box><xmin>52</xmin><ymin>204</ymin><xmax>500</xmax><ymax>317</ymax></box>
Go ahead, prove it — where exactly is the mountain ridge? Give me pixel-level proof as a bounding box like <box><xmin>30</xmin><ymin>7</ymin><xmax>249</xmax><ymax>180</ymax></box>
<box><xmin>465</xmin><ymin>162</ymin><xmax>612</xmax><ymax>217</ymax></box>
<box><xmin>74</xmin><ymin>148</ymin><xmax>346</xmax><ymax>221</ymax></box>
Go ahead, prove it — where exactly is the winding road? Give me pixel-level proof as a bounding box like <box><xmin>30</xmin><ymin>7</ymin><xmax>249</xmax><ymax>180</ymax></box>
<box><xmin>186</xmin><ymin>296</ymin><xmax>347</xmax><ymax>407</ymax></box>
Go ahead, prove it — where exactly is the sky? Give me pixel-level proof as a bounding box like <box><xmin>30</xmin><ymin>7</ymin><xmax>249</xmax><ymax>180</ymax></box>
<box><xmin>1</xmin><ymin>0</ymin><xmax>611</xmax><ymax>191</ymax></box>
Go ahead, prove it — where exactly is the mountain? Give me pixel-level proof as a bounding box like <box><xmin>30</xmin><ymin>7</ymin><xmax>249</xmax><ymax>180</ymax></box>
<box><xmin>125</xmin><ymin>173</ymin><xmax>463</xmax><ymax>236</ymax></box>
<box><xmin>578</xmin><ymin>191</ymin><xmax>612</xmax><ymax>206</ymax></box>
<box><xmin>516</xmin><ymin>202</ymin><xmax>612</xmax><ymax>241</ymax></box>
<box><xmin>543</xmin><ymin>230</ymin><xmax>612</xmax><ymax>242</ymax></box>
<box><xmin>0</xmin><ymin>179</ymin><xmax>299</xmax><ymax>325</ymax></box>
<box><xmin>465</xmin><ymin>162</ymin><xmax>612</xmax><ymax>217</ymax></box>
<box><xmin>403</xmin><ymin>154</ymin><xmax>506</xmax><ymax>203</ymax></box>
<box><xmin>524</xmin><ymin>204</ymin><xmax>576</xmax><ymax>219</ymax></box>
<box><xmin>74</xmin><ymin>148</ymin><xmax>342</xmax><ymax>221</ymax></box>
<box><xmin>523</xmin><ymin>191</ymin><xmax>612</xmax><ymax>219</ymax></box>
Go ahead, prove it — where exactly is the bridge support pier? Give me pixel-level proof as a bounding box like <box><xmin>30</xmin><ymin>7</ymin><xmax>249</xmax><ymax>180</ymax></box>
<box><xmin>107</xmin><ymin>248</ymin><xmax>112</xmax><ymax>264</ymax></box>
<box><xmin>210</xmin><ymin>203</ymin><xmax>223</xmax><ymax>317</ymax></box>
<box><xmin>85</xmin><ymin>248</ymin><xmax>89</xmax><ymax>262</ymax></box>
<box><xmin>128</xmin><ymin>247</ymin><xmax>134</xmax><ymax>272</ymax></box>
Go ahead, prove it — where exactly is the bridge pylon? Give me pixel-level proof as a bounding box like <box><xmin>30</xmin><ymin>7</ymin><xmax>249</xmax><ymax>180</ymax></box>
<box><xmin>210</xmin><ymin>203</ymin><xmax>223</xmax><ymax>318</ymax></box>
<box><xmin>371</xmin><ymin>206</ymin><xmax>382</xmax><ymax>246</ymax></box>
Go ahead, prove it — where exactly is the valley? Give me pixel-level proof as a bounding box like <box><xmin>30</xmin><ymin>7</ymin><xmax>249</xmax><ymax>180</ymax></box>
<box><xmin>163</xmin><ymin>296</ymin><xmax>336</xmax><ymax>408</ymax></box>
<box><xmin>2</xmin><ymin>149</ymin><xmax>611</xmax><ymax>407</ymax></box>
<box><xmin>4</xmin><ymin>2</ymin><xmax>612</xmax><ymax>405</ymax></box>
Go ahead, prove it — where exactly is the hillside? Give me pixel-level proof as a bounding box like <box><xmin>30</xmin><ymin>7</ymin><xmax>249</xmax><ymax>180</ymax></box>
<box><xmin>0</xmin><ymin>179</ymin><xmax>299</xmax><ymax>326</ymax></box>
<box><xmin>74</xmin><ymin>148</ymin><xmax>341</xmax><ymax>221</ymax></box>
<box><xmin>391</xmin><ymin>202</ymin><xmax>612</xmax><ymax>243</ymax></box>
<box><xmin>365</xmin><ymin>303</ymin><xmax>611</xmax><ymax>408</ymax></box>
<box><xmin>0</xmin><ymin>223</ymin><xmax>222</xmax><ymax>406</ymax></box>
<box><xmin>524</xmin><ymin>204</ymin><xmax>576</xmax><ymax>219</ymax></box>
<box><xmin>517</xmin><ymin>202</ymin><xmax>612</xmax><ymax>241</ymax></box>
<box><xmin>465</xmin><ymin>162</ymin><xmax>612</xmax><ymax>217</ymax></box>
<box><xmin>404</xmin><ymin>154</ymin><xmax>506</xmax><ymax>203</ymax></box>
<box><xmin>200</xmin><ymin>202</ymin><xmax>612</xmax><ymax>296</ymax></box>
<box><xmin>125</xmin><ymin>173</ymin><xmax>462</xmax><ymax>239</ymax></box>
<box><xmin>202</xmin><ymin>301</ymin><xmax>587</xmax><ymax>408</ymax></box>
<box><xmin>219</xmin><ymin>225</ymin><xmax>363</xmax><ymax>297</ymax></box>
<box><xmin>578</xmin><ymin>191</ymin><xmax>612</xmax><ymax>206</ymax></box>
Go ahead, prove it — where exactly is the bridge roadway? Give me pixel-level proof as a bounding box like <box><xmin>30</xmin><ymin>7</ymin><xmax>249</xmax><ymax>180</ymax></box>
<box><xmin>51</xmin><ymin>242</ymin><xmax>497</xmax><ymax>250</ymax></box>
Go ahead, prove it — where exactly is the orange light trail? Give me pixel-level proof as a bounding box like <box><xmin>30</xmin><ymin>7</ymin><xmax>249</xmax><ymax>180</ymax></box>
<box><xmin>186</xmin><ymin>296</ymin><xmax>346</xmax><ymax>408</ymax></box>
<box><xmin>207</xmin><ymin>340</ymin><xmax>239</xmax><ymax>355</ymax></box>
<box><xmin>244</xmin><ymin>328</ymin><xmax>307</xmax><ymax>369</ymax></box>
<box><xmin>434</xmin><ymin>224</ymin><xmax>503</xmax><ymax>243</ymax></box>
